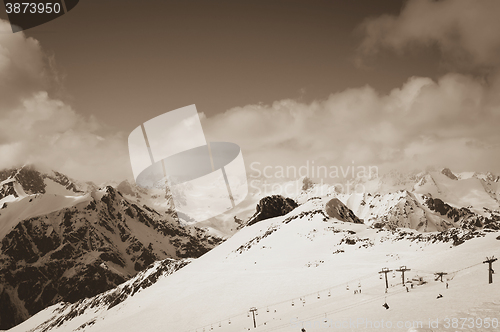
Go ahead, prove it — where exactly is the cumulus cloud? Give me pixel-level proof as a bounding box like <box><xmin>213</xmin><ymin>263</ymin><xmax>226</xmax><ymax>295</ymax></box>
<box><xmin>0</xmin><ymin>20</ymin><xmax>130</xmax><ymax>183</ymax></box>
<box><xmin>357</xmin><ymin>0</ymin><xmax>500</xmax><ymax>71</ymax></box>
<box><xmin>203</xmin><ymin>73</ymin><xmax>500</xmax><ymax>179</ymax></box>
<box><xmin>201</xmin><ymin>0</ymin><xmax>500</xmax><ymax>181</ymax></box>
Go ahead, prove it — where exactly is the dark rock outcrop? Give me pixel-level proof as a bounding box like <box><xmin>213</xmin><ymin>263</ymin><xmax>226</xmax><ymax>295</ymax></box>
<box><xmin>441</xmin><ymin>168</ymin><xmax>458</xmax><ymax>180</ymax></box>
<box><xmin>325</xmin><ymin>198</ymin><xmax>363</xmax><ymax>224</ymax></box>
<box><xmin>0</xmin><ymin>180</ymin><xmax>19</xmax><ymax>199</ymax></box>
<box><xmin>246</xmin><ymin>195</ymin><xmax>298</xmax><ymax>226</ymax></box>
<box><xmin>425</xmin><ymin>197</ymin><xmax>500</xmax><ymax>231</ymax></box>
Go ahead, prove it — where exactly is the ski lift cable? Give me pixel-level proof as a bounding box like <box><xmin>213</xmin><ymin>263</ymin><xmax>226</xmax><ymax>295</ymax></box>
<box><xmin>258</xmin><ymin>288</ymin><xmax>408</xmax><ymax>332</ymax></box>
<box><xmin>413</xmin><ymin>261</ymin><xmax>483</xmax><ymax>277</ymax></box>
<box><xmin>188</xmin><ymin>240</ymin><xmax>494</xmax><ymax>331</ymax></box>
<box><xmin>252</xmin><ymin>271</ymin><xmax>378</xmax><ymax>313</ymax></box>
<box><xmin>183</xmin><ymin>272</ymin><xmax>379</xmax><ymax>332</ymax></box>
<box><xmin>183</xmin><ymin>258</ymin><xmax>491</xmax><ymax>332</ymax></box>
<box><xmin>186</xmin><ymin>267</ymin><xmax>422</xmax><ymax>332</ymax></box>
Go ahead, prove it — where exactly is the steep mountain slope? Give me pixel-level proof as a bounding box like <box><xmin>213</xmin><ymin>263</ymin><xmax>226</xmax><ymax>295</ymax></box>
<box><xmin>0</xmin><ymin>168</ymin><xmax>223</xmax><ymax>330</ymax></box>
<box><xmin>11</xmin><ymin>197</ymin><xmax>500</xmax><ymax>332</ymax></box>
<box><xmin>325</xmin><ymin>198</ymin><xmax>363</xmax><ymax>224</ymax></box>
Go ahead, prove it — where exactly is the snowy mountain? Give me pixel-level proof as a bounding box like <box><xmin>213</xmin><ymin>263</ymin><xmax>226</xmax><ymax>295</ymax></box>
<box><xmin>9</xmin><ymin>168</ymin><xmax>500</xmax><ymax>332</ymax></box>
<box><xmin>115</xmin><ymin>180</ymin><xmax>176</xmax><ymax>216</ymax></box>
<box><xmin>0</xmin><ymin>166</ymin><xmax>223</xmax><ymax>330</ymax></box>
<box><xmin>9</xmin><ymin>196</ymin><xmax>500</xmax><ymax>332</ymax></box>
<box><xmin>294</xmin><ymin>169</ymin><xmax>500</xmax><ymax>233</ymax></box>
<box><xmin>0</xmin><ymin>165</ymin><xmax>95</xmax><ymax>199</ymax></box>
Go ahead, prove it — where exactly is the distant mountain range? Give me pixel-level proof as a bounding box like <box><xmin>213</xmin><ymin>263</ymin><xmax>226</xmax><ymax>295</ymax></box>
<box><xmin>9</xmin><ymin>166</ymin><xmax>500</xmax><ymax>332</ymax></box>
<box><xmin>3</xmin><ymin>165</ymin><xmax>500</xmax><ymax>331</ymax></box>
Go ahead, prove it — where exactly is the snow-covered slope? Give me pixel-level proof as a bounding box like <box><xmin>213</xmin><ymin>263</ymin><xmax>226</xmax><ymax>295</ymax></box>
<box><xmin>11</xmin><ymin>197</ymin><xmax>500</xmax><ymax>332</ymax></box>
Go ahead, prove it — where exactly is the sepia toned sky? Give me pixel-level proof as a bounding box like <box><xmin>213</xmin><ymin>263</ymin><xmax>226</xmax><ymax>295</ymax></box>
<box><xmin>1</xmin><ymin>0</ymin><xmax>499</xmax><ymax>182</ymax></box>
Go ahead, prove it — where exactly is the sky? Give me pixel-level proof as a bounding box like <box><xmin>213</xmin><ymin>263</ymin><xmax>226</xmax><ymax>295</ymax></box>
<box><xmin>0</xmin><ymin>0</ymin><xmax>499</xmax><ymax>183</ymax></box>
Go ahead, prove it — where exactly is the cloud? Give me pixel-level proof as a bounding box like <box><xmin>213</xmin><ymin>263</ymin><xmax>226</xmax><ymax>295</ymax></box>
<box><xmin>0</xmin><ymin>20</ymin><xmax>131</xmax><ymax>183</ymax></box>
<box><xmin>358</xmin><ymin>0</ymin><xmax>500</xmax><ymax>70</ymax></box>
<box><xmin>0</xmin><ymin>20</ymin><xmax>49</xmax><ymax>109</ymax></box>
<box><xmin>203</xmin><ymin>73</ymin><xmax>500</xmax><ymax>178</ymax></box>
<box><xmin>2</xmin><ymin>3</ymin><xmax>500</xmax><ymax>185</ymax></box>
<box><xmin>201</xmin><ymin>0</ymin><xmax>500</xmax><ymax>180</ymax></box>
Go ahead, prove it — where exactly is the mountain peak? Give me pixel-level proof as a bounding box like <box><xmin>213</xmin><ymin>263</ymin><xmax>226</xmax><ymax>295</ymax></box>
<box><xmin>441</xmin><ymin>167</ymin><xmax>458</xmax><ymax>180</ymax></box>
<box><xmin>246</xmin><ymin>195</ymin><xmax>298</xmax><ymax>226</ymax></box>
<box><xmin>0</xmin><ymin>164</ymin><xmax>86</xmax><ymax>199</ymax></box>
<box><xmin>325</xmin><ymin>198</ymin><xmax>363</xmax><ymax>224</ymax></box>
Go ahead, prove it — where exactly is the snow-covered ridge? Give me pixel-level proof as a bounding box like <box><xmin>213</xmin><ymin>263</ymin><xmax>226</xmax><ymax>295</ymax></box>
<box><xmin>11</xmin><ymin>194</ymin><xmax>500</xmax><ymax>332</ymax></box>
<box><xmin>0</xmin><ymin>165</ymin><xmax>92</xmax><ymax>199</ymax></box>
<box><xmin>22</xmin><ymin>258</ymin><xmax>191</xmax><ymax>332</ymax></box>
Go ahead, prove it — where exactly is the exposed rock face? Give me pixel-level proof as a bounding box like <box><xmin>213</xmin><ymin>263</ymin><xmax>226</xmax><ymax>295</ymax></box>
<box><xmin>425</xmin><ymin>197</ymin><xmax>500</xmax><ymax>231</ymax></box>
<box><xmin>325</xmin><ymin>198</ymin><xmax>363</xmax><ymax>224</ymax></box>
<box><xmin>0</xmin><ymin>185</ymin><xmax>223</xmax><ymax>330</ymax></box>
<box><xmin>247</xmin><ymin>195</ymin><xmax>298</xmax><ymax>226</ymax></box>
<box><xmin>0</xmin><ymin>180</ymin><xmax>19</xmax><ymax>199</ymax></box>
<box><xmin>441</xmin><ymin>168</ymin><xmax>458</xmax><ymax>180</ymax></box>
<box><xmin>0</xmin><ymin>165</ymin><xmax>85</xmax><ymax>199</ymax></box>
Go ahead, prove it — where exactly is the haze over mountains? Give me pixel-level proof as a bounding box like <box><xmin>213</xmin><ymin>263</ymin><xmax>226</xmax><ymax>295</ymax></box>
<box><xmin>3</xmin><ymin>165</ymin><xmax>499</xmax><ymax>332</ymax></box>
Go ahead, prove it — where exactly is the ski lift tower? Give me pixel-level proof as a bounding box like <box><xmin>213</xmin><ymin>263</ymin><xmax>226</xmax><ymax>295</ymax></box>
<box><xmin>379</xmin><ymin>267</ymin><xmax>393</xmax><ymax>292</ymax></box>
